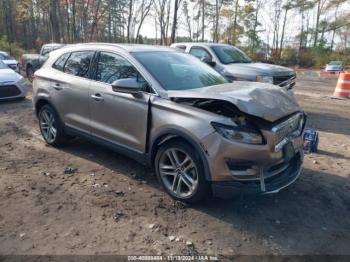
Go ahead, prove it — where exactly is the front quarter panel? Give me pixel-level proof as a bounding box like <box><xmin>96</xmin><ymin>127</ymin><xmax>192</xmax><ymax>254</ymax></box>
<box><xmin>149</xmin><ymin>96</ymin><xmax>230</xmax><ymax>180</ymax></box>
<box><xmin>150</xmin><ymin>96</ymin><xmax>226</xmax><ymax>145</ymax></box>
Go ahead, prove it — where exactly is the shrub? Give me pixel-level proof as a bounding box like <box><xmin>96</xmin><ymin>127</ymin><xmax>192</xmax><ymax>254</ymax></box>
<box><xmin>0</xmin><ymin>35</ymin><xmax>25</xmax><ymax>59</ymax></box>
<box><xmin>280</xmin><ymin>48</ymin><xmax>298</xmax><ymax>66</ymax></box>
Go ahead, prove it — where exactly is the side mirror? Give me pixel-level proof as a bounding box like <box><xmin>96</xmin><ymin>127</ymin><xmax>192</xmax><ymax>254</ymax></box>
<box><xmin>112</xmin><ymin>78</ymin><xmax>142</xmax><ymax>94</ymax></box>
<box><xmin>201</xmin><ymin>57</ymin><xmax>216</xmax><ymax>67</ymax></box>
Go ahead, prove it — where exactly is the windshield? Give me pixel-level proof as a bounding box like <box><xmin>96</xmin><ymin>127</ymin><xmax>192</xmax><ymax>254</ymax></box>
<box><xmin>329</xmin><ymin>61</ymin><xmax>342</xmax><ymax>65</ymax></box>
<box><xmin>0</xmin><ymin>53</ymin><xmax>13</xmax><ymax>60</ymax></box>
<box><xmin>0</xmin><ymin>60</ymin><xmax>8</xmax><ymax>69</ymax></box>
<box><xmin>132</xmin><ymin>51</ymin><xmax>227</xmax><ymax>91</ymax></box>
<box><xmin>42</xmin><ymin>45</ymin><xmax>64</xmax><ymax>56</ymax></box>
<box><xmin>211</xmin><ymin>45</ymin><xmax>252</xmax><ymax>64</ymax></box>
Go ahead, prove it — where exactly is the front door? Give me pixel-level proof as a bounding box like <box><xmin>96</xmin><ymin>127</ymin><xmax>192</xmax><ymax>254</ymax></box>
<box><xmin>89</xmin><ymin>51</ymin><xmax>151</xmax><ymax>154</ymax></box>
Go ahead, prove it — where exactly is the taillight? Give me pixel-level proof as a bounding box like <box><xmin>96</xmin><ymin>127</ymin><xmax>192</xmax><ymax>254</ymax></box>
<box><xmin>32</xmin><ymin>74</ymin><xmax>37</xmax><ymax>81</ymax></box>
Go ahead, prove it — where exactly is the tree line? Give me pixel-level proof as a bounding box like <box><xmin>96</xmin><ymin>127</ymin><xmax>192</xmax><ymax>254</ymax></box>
<box><xmin>0</xmin><ymin>0</ymin><xmax>349</xmax><ymax>67</ymax></box>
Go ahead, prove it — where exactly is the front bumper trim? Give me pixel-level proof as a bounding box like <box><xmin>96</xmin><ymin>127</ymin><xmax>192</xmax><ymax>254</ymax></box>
<box><xmin>212</xmin><ymin>152</ymin><xmax>303</xmax><ymax>198</ymax></box>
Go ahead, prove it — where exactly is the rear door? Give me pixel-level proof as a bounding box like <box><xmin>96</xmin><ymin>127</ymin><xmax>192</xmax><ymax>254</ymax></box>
<box><xmin>89</xmin><ymin>51</ymin><xmax>151</xmax><ymax>153</ymax></box>
<box><xmin>50</xmin><ymin>51</ymin><xmax>95</xmax><ymax>133</ymax></box>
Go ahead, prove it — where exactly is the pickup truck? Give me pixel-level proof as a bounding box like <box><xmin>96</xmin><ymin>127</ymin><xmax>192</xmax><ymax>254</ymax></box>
<box><xmin>21</xmin><ymin>43</ymin><xmax>65</xmax><ymax>81</ymax></box>
<box><xmin>171</xmin><ymin>42</ymin><xmax>296</xmax><ymax>89</ymax></box>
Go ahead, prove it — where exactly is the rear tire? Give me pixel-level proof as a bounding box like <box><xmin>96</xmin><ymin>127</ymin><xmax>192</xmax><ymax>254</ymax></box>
<box><xmin>38</xmin><ymin>104</ymin><xmax>68</xmax><ymax>147</ymax></box>
<box><xmin>26</xmin><ymin>66</ymin><xmax>34</xmax><ymax>82</ymax></box>
<box><xmin>154</xmin><ymin>140</ymin><xmax>210</xmax><ymax>203</ymax></box>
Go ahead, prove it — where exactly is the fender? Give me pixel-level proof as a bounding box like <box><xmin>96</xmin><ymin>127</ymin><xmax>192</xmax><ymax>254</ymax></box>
<box><xmin>147</xmin><ymin>128</ymin><xmax>212</xmax><ymax>181</ymax></box>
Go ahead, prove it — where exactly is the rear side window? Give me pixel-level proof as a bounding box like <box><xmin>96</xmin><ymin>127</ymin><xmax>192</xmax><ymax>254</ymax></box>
<box><xmin>52</xmin><ymin>53</ymin><xmax>70</xmax><ymax>71</ymax></box>
<box><xmin>64</xmin><ymin>51</ymin><xmax>94</xmax><ymax>78</ymax></box>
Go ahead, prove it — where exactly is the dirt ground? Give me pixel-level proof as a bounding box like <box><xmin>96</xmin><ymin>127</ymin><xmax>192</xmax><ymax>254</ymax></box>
<box><xmin>0</xmin><ymin>74</ymin><xmax>349</xmax><ymax>256</ymax></box>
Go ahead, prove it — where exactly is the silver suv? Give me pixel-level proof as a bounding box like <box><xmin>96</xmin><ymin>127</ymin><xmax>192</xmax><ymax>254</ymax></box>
<box><xmin>32</xmin><ymin>43</ymin><xmax>305</xmax><ymax>203</ymax></box>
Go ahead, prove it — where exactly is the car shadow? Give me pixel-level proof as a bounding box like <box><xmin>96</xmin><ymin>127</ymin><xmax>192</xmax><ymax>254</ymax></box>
<box><xmin>59</xmin><ymin>137</ymin><xmax>160</xmax><ymax>186</ymax></box>
<box><xmin>58</xmin><ymin>138</ymin><xmax>350</xmax><ymax>254</ymax></box>
<box><xmin>317</xmin><ymin>149</ymin><xmax>350</xmax><ymax>160</ymax></box>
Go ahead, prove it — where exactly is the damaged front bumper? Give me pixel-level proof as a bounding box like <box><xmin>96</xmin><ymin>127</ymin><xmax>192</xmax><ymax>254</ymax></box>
<box><xmin>201</xmin><ymin>112</ymin><xmax>305</xmax><ymax>198</ymax></box>
<box><xmin>211</xmin><ymin>151</ymin><xmax>303</xmax><ymax>198</ymax></box>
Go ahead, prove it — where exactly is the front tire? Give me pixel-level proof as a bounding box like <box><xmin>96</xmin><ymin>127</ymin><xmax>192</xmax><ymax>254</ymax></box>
<box><xmin>38</xmin><ymin>104</ymin><xmax>67</xmax><ymax>147</ymax></box>
<box><xmin>154</xmin><ymin>140</ymin><xmax>210</xmax><ymax>203</ymax></box>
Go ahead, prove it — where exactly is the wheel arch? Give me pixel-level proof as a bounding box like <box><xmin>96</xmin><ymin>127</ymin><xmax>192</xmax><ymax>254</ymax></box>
<box><xmin>149</xmin><ymin>129</ymin><xmax>212</xmax><ymax>181</ymax></box>
<box><xmin>26</xmin><ymin>63</ymin><xmax>33</xmax><ymax>72</ymax></box>
<box><xmin>34</xmin><ymin>98</ymin><xmax>58</xmax><ymax>117</ymax></box>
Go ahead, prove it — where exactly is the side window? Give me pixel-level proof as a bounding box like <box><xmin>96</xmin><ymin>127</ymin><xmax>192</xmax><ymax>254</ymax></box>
<box><xmin>189</xmin><ymin>47</ymin><xmax>211</xmax><ymax>61</ymax></box>
<box><xmin>52</xmin><ymin>53</ymin><xmax>70</xmax><ymax>71</ymax></box>
<box><xmin>96</xmin><ymin>52</ymin><xmax>152</xmax><ymax>92</ymax></box>
<box><xmin>96</xmin><ymin>52</ymin><xmax>140</xmax><ymax>84</ymax></box>
<box><xmin>64</xmin><ymin>51</ymin><xmax>94</xmax><ymax>78</ymax></box>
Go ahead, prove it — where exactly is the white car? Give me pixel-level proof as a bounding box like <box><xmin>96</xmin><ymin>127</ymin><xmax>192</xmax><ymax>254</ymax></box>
<box><xmin>0</xmin><ymin>60</ymin><xmax>28</xmax><ymax>100</ymax></box>
<box><xmin>0</xmin><ymin>51</ymin><xmax>20</xmax><ymax>73</ymax></box>
<box><xmin>325</xmin><ymin>61</ymin><xmax>343</xmax><ymax>72</ymax></box>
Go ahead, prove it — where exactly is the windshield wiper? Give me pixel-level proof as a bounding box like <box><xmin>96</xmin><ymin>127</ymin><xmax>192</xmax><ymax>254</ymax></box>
<box><xmin>229</xmin><ymin>60</ymin><xmax>251</xmax><ymax>64</ymax></box>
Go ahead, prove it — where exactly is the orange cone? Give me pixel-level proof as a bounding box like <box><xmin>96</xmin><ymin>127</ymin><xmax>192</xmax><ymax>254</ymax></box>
<box><xmin>333</xmin><ymin>72</ymin><xmax>350</xmax><ymax>99</ymax></box>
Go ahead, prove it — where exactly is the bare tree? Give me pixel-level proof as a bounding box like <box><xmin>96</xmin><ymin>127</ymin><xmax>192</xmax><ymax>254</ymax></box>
<box><xmin>134</xmin><ymin>0</ymin><xmax>154</xmax><ymax>43</ymax></box>
<box><xmin>127</xmin><ymin>0</ymin><xmax>134</xmax><ymax>43</ymax></box>
<box><xmin>279</xmin><ymin>1</ymin><xmax>293</xmax><ymax>58</ymax></box>
<box><xmin>170</xmin><ymin>0</ymin><xmax>181</xmax><ymax>44</ymax></box>
<box><xmin>313</xmin><ymin>0</ymin><xmax>328</xmax><ymax>47</ymax></box>
<box><xmin>201</xmin><ymin>0</ymin><xmax>205</xmax><ymax>41</ymax></box>
<box><xmin>155</xmin><ymin>0</ymin><xmax>171</xmax><ymax>45</ymax></box>
<box><xmin>182</xmin><ymin>1</ymin><xmax>192</xmax><ymax>40</ymax></box>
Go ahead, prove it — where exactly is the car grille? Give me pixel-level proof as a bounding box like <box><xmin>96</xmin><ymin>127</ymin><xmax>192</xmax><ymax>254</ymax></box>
<box><xmin>272</xmin><ymin>113</ymin><xmax>302</xmax><ymax>145</ymax></box>
<box><xmin>274</xmin><ymin>74</ymin><xmax>296</xmax><ymax>87</ymax></box>
<box><xmin>0</xmin><ymin>85</ymin><xmax>21</xmax><ymax>98</ymax></box>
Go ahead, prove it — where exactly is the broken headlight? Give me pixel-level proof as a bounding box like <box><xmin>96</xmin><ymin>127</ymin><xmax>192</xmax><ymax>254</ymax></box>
<box><xmin>211</xmin><ymin>122</ymin><xmax>263</xmax><ymax>145</ymax></box>
<box><xmin>296</xmin><ymin>113</ymin><xmax>307</xmax><ymax>136</ymax></box>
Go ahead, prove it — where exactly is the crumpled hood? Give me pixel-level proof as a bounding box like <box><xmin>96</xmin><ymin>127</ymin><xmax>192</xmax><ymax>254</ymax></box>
<box><xmin>167</xmin><ymin>82</ymin><xmax>300</xmax><ymax>122</ymax></box>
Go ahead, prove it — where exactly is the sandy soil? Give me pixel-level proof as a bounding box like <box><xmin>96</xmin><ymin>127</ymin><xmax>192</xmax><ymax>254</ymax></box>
<box><xmin>0</xmin><ymin>76</ymin><xmax>349</xmax><ymax>256</ymax></box>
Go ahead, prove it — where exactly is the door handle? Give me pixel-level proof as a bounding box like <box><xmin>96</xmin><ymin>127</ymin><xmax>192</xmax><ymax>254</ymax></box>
<box><xmin>52</xmin><ymin>83</ymin><xmax>63</xmax><ymax>91</ymax></box>
<box><xmin>91</xmin><ymin>93</ymin><xmax>104</xmax><ymax>102</ymax></box>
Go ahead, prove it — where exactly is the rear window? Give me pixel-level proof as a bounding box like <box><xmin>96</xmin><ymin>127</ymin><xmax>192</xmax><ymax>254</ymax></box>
<box><xmin>329</xmin><ymin>61</ymin><xmax>342</xmax><ymax>65</ymax></box>
<box><xmin>63</xmin><ymin>51</ymin><xmax>95</xmax><ymax>78</ymax></box>
<box><xmin>52</xmin><ymin>53</ymin><xmax>70</xmax><ymax>71</ymax></box>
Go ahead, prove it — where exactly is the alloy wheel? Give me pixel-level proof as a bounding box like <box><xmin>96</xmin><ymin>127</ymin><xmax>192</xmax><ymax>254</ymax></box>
<box><xmin>159</xmin><ymin>148</ymin><xmax>198</xmax><ymax>198</ymax></box>
<box><xmin>39</xmin><ymin>109</ymin><xmax>57</xmax><ymax>143</ymax></box>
